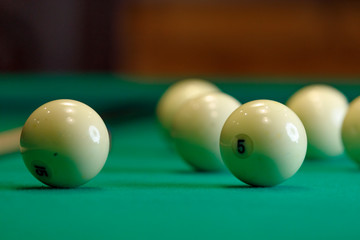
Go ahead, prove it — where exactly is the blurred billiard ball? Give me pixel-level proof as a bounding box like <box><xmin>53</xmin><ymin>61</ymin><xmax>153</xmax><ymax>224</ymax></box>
<box><xmin>287</xmin><ymin>84</ymin><xmax>348</xmax><ymax>158</ymax></box>
<box><xmin>156</xmin><ymin>78</ymin><xmax>220</xmax><ymax>139</ymax></box>
<box><xmin>342</xmin><ymin>96</ymin><xmax>360</xmax><ymax>165</ymax></box>
<box><xmin>171</xmin><ymin>92</ymin><xmax>240</xmax><ymax>171</ymax></box>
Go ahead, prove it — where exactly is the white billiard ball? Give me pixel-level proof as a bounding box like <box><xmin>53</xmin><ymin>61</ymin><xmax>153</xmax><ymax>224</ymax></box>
<box><xmin>220</xmin><ymin>100</ymin><xmax>307</xmax><ymax>187</ymax></box>
<box><xmin>286</xmin><ymin>84</ymin><xmax>348</xmax><ymax>159</ymax></box>
<box><xmin>156</xmin><ymin>79</ymin><xmax>220</xmax><ymax>138</ymax></box>
<box><xmin>171</xmin><ymin>92</ymin><xmax>241</xmax><ymax>171</ymax></box>
<box><xmin>342</xmin><ymin>96</ymin><xmax>360</xmax><ymax>165</ymax></box>
<box><xmin>20</xmin><ymin>99</ymin><xmax>110</xmax><ymax>188</ymax></box>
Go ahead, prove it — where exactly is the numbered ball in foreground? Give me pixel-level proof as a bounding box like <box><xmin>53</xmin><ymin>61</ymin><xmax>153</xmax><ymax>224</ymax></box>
<box><xmin>172</xmin><ymin>92</ymin><xmax>241</xmax><ymax>171</ymax></box>
<box><xmin>286</xmin><ymin>84</ymin><xmax>348</xmax><ymax>158</ymax></box>
<box><xmin>156</xmin><ymin>79</ymin><xmax>220</xmax><ymax>138</ymax></box>
<box><xmin>220</xmin><ymin>100</ymin><xmax>307</xmax><ymax>187</ymax></box>
<box><xmin>342</xmin><ymin>96</ymin><xmax>360</xmax><ymax>165</ymax></box>
<box><xmin>20</xmin><ymin>99</ymin><xmax>110</xmax><ymax>188</ymax></box>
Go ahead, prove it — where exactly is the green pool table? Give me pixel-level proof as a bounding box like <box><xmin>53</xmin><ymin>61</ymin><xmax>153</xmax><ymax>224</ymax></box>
<box><xmin>0</xmin><ymin>74</ymin><xmax>360</xmax><ymax>240</ymax></box>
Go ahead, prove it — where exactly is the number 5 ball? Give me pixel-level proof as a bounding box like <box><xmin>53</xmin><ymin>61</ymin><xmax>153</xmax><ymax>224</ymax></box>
<box><xmin>220</xmin><ymin>100</ymin><xmax>307</xmax><ymax>187</ymax></box>
<box><xmin>20</xmin><ymin>99</ymin><xmax>110</xmax><ymax>188</ymax></box>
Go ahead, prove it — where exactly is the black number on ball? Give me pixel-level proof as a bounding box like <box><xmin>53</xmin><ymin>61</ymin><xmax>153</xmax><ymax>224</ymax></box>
<box><xmin>34</xmin><ymin>165</ymin><xmax>48</xmax><ymax>177</ymax></box>
<box><xmin>237</xmin><ymin>139</ymin><xmax>245</xmax><ymax>154</ymax></box>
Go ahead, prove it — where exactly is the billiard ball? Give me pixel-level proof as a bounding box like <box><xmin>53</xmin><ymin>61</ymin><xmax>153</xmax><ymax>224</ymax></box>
<box><xmin>20</xmin><ymin>99</ymin><xmax>110</xmax><ymax>188</ymax></box>
<box><xmin>220</xmin><ymin>100</ymin><xmax>307</xmax><ymax>187</ymax></box>
<box><xmin>342</xmin><ymin>96</ymin><xmax>360</xmax><ymax>165</ymax></box>
<box><xmin>171</xmin><ymin>92</ymin><xmax>241</xmax><ymax>171</ymax></box>
<box><xmin>286</xmin><ymin>84</ymin><xmax>348</xmax><ymax>158</ymax></box>
<box><xmin>156</xmin><ymin>79</ymin><xmax>220</xmax><ymax>139</ymax></box>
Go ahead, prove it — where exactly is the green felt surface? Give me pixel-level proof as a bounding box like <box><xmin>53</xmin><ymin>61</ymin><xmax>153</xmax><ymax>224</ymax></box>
<box><xmin>0</xmin><ymin>74</ymin><xmax>360</xmax><ymax>239</ymax></box>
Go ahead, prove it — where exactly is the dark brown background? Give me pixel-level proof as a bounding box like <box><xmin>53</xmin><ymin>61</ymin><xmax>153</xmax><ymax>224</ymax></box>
<box><xmin>1</xmin><ymin>0</ymin><xmax>360</xmax><ymax>79</ymax></box>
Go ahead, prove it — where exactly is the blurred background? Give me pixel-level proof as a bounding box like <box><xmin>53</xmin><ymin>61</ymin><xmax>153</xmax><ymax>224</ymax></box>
<box><xmin>1</xmin><ymin>0</ymin><xmax>360</xmax><ymax>80</ymax></box>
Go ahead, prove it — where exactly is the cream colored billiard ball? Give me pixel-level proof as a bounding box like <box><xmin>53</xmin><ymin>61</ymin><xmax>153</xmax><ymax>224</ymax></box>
<box><xmin>220</xmin><ymin>100</ymin><xmax>307</xmax><ymax>187</ymax></box>
<box><xmin>156</xmin><ymin>79</ymin><xmax>220</xmax><ymax>138</ymax></box>
<box><xmin>342</xmin><ymin>96</ymin><xmax>360</xmax><ymax>165</ymax></box>
<box><xmin>172</xmin><ymin>92</ymin><xmax>241</xmax><ymax>171</ymax></box>
<box><xmin>20</xmin><ymin>99</ymin><xmax>110</xmax><ymax>188</ymax></box>
<box><xmin>287</xmin><ymin>84</ymin><xmax>348</xmax><ymax>158</ymax></box>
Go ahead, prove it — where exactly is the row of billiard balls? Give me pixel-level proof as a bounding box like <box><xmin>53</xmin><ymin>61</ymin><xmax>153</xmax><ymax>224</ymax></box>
<box><xmin>156</xmin><ymin>79</ymin><xmax>360</xmax><ymax>187</ymax></box>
